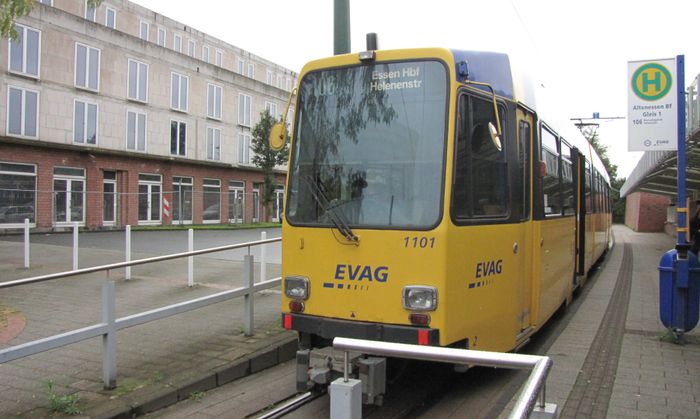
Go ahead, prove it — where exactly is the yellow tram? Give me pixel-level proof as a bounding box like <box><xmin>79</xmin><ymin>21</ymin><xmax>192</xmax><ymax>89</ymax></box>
<box><xmin>275</xmin><ymin>45</ymin><xmax>612</xmax><ymax>387</ymax></box>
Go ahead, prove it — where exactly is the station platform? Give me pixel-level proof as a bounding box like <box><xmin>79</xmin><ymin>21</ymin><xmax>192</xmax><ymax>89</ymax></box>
<box><xmin>1</xmin><ymin>225</ymin><xmax>699</xmax><ymax>418</ymax></box>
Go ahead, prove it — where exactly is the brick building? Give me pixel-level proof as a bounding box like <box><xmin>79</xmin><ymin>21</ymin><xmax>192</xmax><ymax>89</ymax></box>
<box><xmin>624</xmin><ymin>191</ymin><xmax>671</xmax><ymax>232</ymax></box>
<box><xmin>0</xmin><ymin>0</ymin><xmax>295</xmax><ymax>231</ymax></box>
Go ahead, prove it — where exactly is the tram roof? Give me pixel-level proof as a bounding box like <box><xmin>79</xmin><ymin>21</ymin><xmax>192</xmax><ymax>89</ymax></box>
<box><xmin>450</xmin><ymin>50</ymin><xmax>537</xmax><ymax>109</ymax></box>
<box><xmin>450</xmin><ymin>50</ymin><xmax>609</xmax><ymax>181</ymax></box>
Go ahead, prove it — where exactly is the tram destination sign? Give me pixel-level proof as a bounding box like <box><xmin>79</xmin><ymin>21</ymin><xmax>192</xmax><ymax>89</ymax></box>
<box><xmin>628</xmin><ymin>58</ymin><xmax>677</xmax><ymax>151</ymax></box>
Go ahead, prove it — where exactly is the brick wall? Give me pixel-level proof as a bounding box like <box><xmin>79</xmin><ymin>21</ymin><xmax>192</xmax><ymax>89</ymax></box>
<box><xmin>1</xmin><ymin>142</ymin><xmax>284</xmax><ymax>230</ymax></box>
<box><xmin>624</xmin><ymin>191</ymin><xmax>671</xmax><ymax>232</ymax></box>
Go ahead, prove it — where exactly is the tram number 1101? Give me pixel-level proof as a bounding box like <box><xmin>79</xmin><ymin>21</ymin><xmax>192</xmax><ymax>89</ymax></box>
<box><xmin>403</xmin><ymin>236</ymin><xmax>435</xmax><ymax>249</ymax></box>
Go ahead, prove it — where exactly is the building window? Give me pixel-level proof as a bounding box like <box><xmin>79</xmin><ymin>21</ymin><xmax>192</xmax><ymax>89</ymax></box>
<box><xmin>202</xmin><ymin>179</ymin><xmax>220</xmax><ymax>223</ymax></box>
<box><xmin>173</xmin><ymin>34</ymin><xmax>182</xmax><ymax>53</ymax></box>
<box><xmin>170</xmin><ymin>120</ymin><xmax>187</xmax><ymax>156</ymax></box>
<box><xmin>265</xmin><ymin>101</ymin><xmax>278</xmax><ymax>119</ymax></box>
<box><xmin>139</xmin><ymin>20</ymin><xmax>149</xmax><ymax>41</ymax></box>
<box><xmin>228</xmin><ymin>180</ymin><xmax>244</xmax><ymax>223</ymax></box>
<box><xmin>105</xmin><ymin>7</ymin><xmax>116</xmax><ymax>29</ymax></box>
<box><xmin>207</xmin><ymin>83</ymin><xmax>222</xmax><ymax>120</ymax></box>
<box><xmin>157</xmin><ymin>27</ymin><xmax>166</xmax><ymax>46</ymax></box>
<box><xmin>103</xmin><ymin>171</ymin><xmax>117</xmax><ymax>225</ymax></box>
<box><xmin>252</xmin><ymin>184</ymin><xmax>260</xmax><ymax>222</ymax></box>
<box><xmin>202</xmin><ymin>45</ymin><xmax>209</xmax><ymax>63</ymax></box>
<box><xmin>127</xmin><ymin>59</ymin><xmax>148</xmax><ymax>102</ymax></box>
<box><xmin>277</xmin><ymin>75</ymin><xmax>283</xmax><ymax>89</ymax></box>
<box><xmin>172</xmin><ymin>176</ymin><xmax>193</xmax><ymax>224</ymax></box>
<box><xmin>126</xmin><ymin>110</ymin><xmax>146</xmax><ymax>151</ymax></box>
<box><xmin>0</xmin><ymin>162</ymin><xmax>36</xmax><ymax>225</ymax></box>
<box><xmin>75</xmin><ymin>43</ymin><xmax>100</xmax><ymax>91</ymax></box>
<box><xmin>138</xmin><ymin>173</ymin><xmax>161</xmax><ymax>224</ymax></box>
<box><xmin>7</xmin><ymin>86</ymin><xmax>38</xmax><ymax>138</ymax></box>
<box><xmin>266</xmin><ymin>70</ymin><xmax>273</xmax><ymax>85</ymax></box>
<box><xmin>187</xmin><ymin>39</ymin><xmax>195</xmax><ymax>56</ymax></box>
<box><xmin>272</xmin><ymin>185</ymin><xmax>285</xmax><ymax>222</ymax></box>
<box><xmin>207</xmin><ymin>127</ymin><xmax>221</xmax><ymax>161</ymax></box>
<box><xmin>238</xmin><ymin>133</ymin><xmax>250</xmax><ymax>164</ymax></box>
<box><xmin>247</xmin><ymin>63</ymin><xmax>255</xmax><ymax>79</ymax></box>
<box><xmin>171</xmin><ymin>72</ymin><xmax>189</xmax><ymax>112</ymax></box>
<box><xmin>286</xmin><ymin>78</ymin><xmax>292</xmax><ymax>91</ymax></box>
<box><xmin>8</xmin><ymin>24</ymin><xmax>40</xmax><ymax>78</ymax></box>
<box><xmin>236</xmin><ymin>58</ymin><xmax>244</xmax><ymax>74</ymax></box>
<box><xmin>39</xmin><ymin>0</ymin><xmax>52</xmax><ymax>5</ymax></box>
<box><xmin>215</xmin><ymin>49</ymin><xmax>223</xmax><ymax>67</ymax></box>
<box><xmin>85</xmin><ymin>0</ymin><xmax>96</xmax><ymax>21</ymax></box>
<box><xmin>74</xmin><ymin>100</ymin><xmax>98</xmax><ymax>145</ymax></box>
<box><xmin>53</xmin><ymin>167</ymin><xmax>85</xmax><ymax>225</ymax></box>
<box><xmin>238</xmin><ymin>94</ymin><xmax>251</xmax><ymax>127</ymax></box>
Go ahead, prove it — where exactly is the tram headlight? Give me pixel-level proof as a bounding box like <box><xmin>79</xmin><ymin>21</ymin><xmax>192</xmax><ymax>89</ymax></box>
<box><xmin>402</xmin><ymin>286</ymin><xmax>437</xmax><ymax>311</ymax></box>
<box><xmin>284</xmin><ymin>276</ymin><xmax>310</xmax><ymax>300</ymax></box>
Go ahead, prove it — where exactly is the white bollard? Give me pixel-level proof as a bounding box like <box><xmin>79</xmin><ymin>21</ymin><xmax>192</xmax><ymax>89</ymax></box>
<box><xmin>24</xmin><ymin>218</ymin><xmax>30</xmax><ymax>268</ymax></box>
<box><xmin>188</xmin><ymin>228</ymin><xmax>194</xmax><ymax>287</ymax></box>
<box><xmin>125</xmin><ymin>225</ymin><xmax>131</xmax><ymax>280</ymax></box>
<box><xmin>330</xmin><ymin>378</ymin><xmax>362</xmax><ymax>419</ymax></box>
<box><xmin>73</xmin><ymin>223</ymin><xmax>79</xmax><ymax>270</ymax></box>
<box><xmin>260</xmin><ymin>231</ymin><xmax>267</xmax><ymax>282</ymax></box>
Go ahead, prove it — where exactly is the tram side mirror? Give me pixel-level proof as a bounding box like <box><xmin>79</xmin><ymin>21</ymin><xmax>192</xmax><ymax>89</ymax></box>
<box><xmin>268</xmin><ymin>88</ymin><xmax>297</xmax><ymax>151</ymax></box>
<box><xmin>269</xmin><ymin>122</ymin><xmax>286</xmax><ymax>151</ymax></box>
<box><xmin>488</xmin><ymin>122</ymin><xmax>502</xmax><ymax>152</ymax></box>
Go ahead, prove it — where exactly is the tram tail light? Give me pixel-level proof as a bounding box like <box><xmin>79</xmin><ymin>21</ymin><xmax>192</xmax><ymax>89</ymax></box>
<box><xmin>402</xmin><ymin>286</ymin><xmax>437</xmax><ymax>311</ymax></box>
<box><xmin>418</xmin><ymin>330</ymin><xmax>429</xmax><ymax>346</ymax></box>
<box><xmin>283</xmin><ymin>313</ymin><xmax>293</xmax><ymax>330</ymax></box>
<box><xmin>409</xmin><ymin>313</ymin><xmax>431</xmax><ymax>326</ymax></box>
<box><xmin>289</xmin><ymin>300</ymin><xmax>305</xmax><ymax>313</ymax></box>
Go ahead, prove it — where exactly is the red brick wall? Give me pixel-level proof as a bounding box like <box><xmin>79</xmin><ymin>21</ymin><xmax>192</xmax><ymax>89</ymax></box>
<box><xmin>624</xmin><ymin>191</ymin><xmax>671</xmax><ymax>232</ymax></box>
<box><xmin>1</xmin><ymin>143</ymin><xmax>285</xmax><ymax>230</ymax></box>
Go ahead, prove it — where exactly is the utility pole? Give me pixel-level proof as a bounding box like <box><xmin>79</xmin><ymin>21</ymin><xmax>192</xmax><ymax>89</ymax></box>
<box><xmin>334</xmin><ymin>0</ymin><xmax>350</xmax><ymax>55</ymax></box>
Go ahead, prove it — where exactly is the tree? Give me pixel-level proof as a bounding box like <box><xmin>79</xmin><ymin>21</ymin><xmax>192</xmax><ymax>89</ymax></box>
<box><xmin>581</xmin><ymin>126</ymin><xmax>618</xmax><ymax>179</ymax></box>
<box><xmin>580</xmin><ymin>126</ymin><xmax>625</xmax><ymax>222</ymax></box>
<box><xmin>250</xmin><ymin>110</ymin><xmax>289</xmax><ymax>219</ymax></box>
<box><xmin>1</xmin><ymin>0</ymin><xmax>101</xmax><ymax>38</ymax></box>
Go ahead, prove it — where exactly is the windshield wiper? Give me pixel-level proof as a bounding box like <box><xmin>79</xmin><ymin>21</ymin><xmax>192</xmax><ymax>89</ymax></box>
<box><xmin>303</xmin><ymin>175</ymin><xmax>359</xmax><ymax>244</ymax></box>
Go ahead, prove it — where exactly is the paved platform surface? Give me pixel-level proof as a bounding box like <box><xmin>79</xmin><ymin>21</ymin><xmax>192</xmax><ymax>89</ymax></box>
<box><xmin>2</xmin><ymin>225</ymin><xmax>700</xmax><ymax>418</ymax></box>
<box><xmin>0</xmin><ymin>228</ymin><xmax>296</xmax><ymax>418</ymax></box>
<box><xmin>500</xmin><ymin>225</ymin><xmax>700</xmax><ymax>418</ymax></box>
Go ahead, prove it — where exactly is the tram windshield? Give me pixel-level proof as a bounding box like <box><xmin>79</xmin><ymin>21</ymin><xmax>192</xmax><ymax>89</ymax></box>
<box><xmin>286</xmin><ymin>60</ymin><xmax>448</xmax><ymax>230</ymax></box>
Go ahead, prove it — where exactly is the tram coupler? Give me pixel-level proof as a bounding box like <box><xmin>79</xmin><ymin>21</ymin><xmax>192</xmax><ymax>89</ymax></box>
<box><xmin>357</xmin><ymin>357</ymin><xmax>386</xmax><ymax>405</ymax></box>
<box><xmin>295</xmin><ymin>346</ymin><xmax>387</xmax><ymax>405</ymax></box>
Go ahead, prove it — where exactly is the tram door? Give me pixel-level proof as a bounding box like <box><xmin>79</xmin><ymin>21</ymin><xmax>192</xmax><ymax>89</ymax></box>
<box><xmin>516</xmin><ymin>110</ymin><xmax>534</xmax><ymax>334</ymax></box>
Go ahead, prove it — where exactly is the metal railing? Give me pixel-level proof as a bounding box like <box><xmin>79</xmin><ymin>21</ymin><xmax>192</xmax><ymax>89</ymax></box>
<box><xmin>0</xmin><ymin>237</ymin><xmax>282</xmax><ymax>389</ymax></box>
<box><xmin>333</xmin><ymin>337</ymin><xmax>554</xmax><ymax>419</ymax></box>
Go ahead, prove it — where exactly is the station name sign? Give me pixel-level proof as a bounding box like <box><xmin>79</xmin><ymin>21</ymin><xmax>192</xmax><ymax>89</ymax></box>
<box><xmin>628</xmin><ymin>58</ymin><xmax>677</xmax><ymax>151</ymax></box>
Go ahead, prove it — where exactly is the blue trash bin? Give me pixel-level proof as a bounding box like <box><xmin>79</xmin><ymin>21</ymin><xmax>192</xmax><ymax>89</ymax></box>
<box><xmin>658</xmin><ymin>249</ymin><xmax>700</xmax><ymax>332</ymax></box>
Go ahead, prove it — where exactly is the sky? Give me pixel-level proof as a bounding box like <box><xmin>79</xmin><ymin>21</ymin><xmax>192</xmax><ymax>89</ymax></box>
<box><xmin>132</xmin><ymin>0</ymin><xmax>700</xmax><ymax>179</ymax></box>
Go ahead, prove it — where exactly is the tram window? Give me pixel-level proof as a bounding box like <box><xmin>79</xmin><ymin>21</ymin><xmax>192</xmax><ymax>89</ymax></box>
<box><xmin>585</xmin><ymin>166</ymin><xmax>592</xmax><ymax>214</ymax></box>
<box><xmin>560</xmin><ymin>141</ymin><xmax>575</xmax><ymax>216</ymax></box>
<box><xmin>594</xmin><ymin>172</ymin><xmax>600</xmax><ymax>213</ymax></box>
<box><xmin>518</xmin><ymin>120</ymin><xmax>531</xmax><ymax>220</ymax></box>
<box><xmin>453</xmin><ymin>94</ymin><xmax>508</xmax><ymax>220</ymax></box>
<box><xmin>541</xmin><ymin>127</ymin><xmax>561</xmax><ymax>216</ymax></box>
<box><xmin>596</xmin><ymin>172</ymin><xmax>605</xmax><ymax>212</ymax></box>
